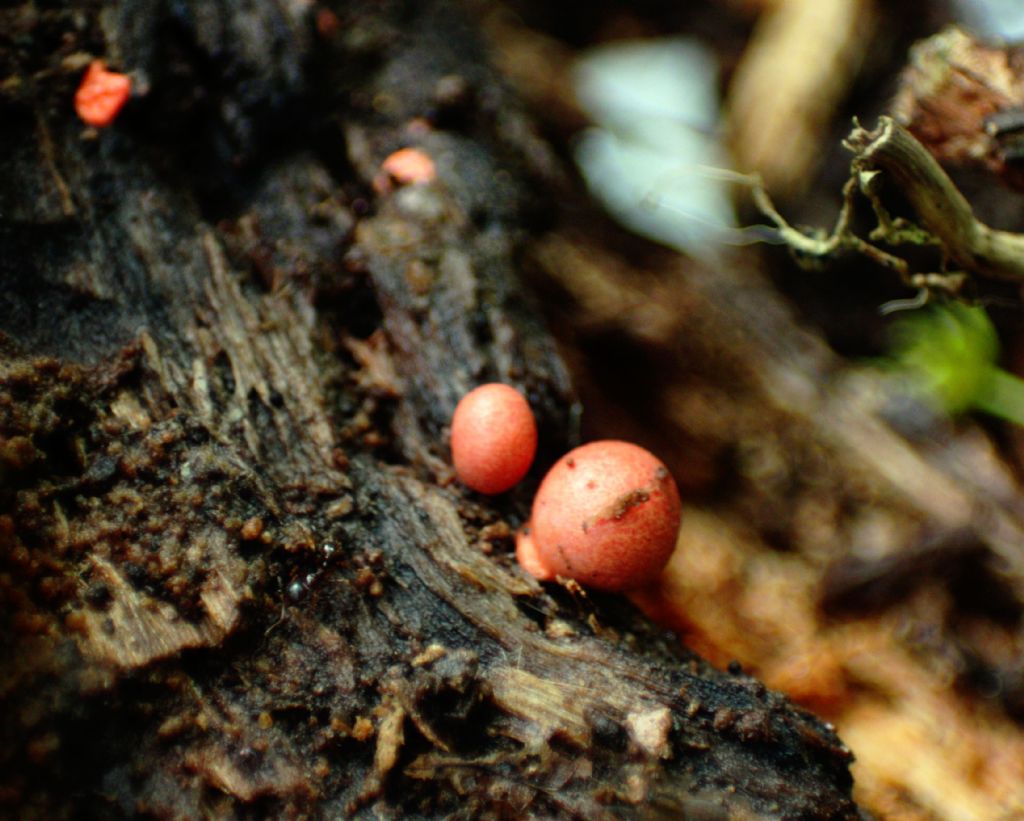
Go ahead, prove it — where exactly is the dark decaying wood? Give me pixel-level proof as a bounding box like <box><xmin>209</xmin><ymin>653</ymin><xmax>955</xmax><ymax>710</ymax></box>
<box><xmin>0</xmin><ymin>2</ymin><xmax>859</xmax><ymax>817</ymax></box>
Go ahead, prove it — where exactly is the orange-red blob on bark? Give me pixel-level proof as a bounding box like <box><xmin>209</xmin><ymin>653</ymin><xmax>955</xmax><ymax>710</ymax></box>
<box><xmin>74</xmin><ymin>60</ymin><xmax>132</xmax><ymax>128</ymax></box>
<box><xmin>381</xmin><ymin>147</ymin><xmax>436</xmax><ymax>185</ymax></box>
<box><xmin>450</xmin><ymin>384</ymin><xmax>537</xmax><ymax>494</ymax></box>
<box><xmin>524</xmin><ymin>441</ymin><xmax>681</xmax><ymax>591</ymax></box>
<box><xmin>514</xmin><ymin>525</ymin><xmax>555</xmax><ymax>582</ymax></box>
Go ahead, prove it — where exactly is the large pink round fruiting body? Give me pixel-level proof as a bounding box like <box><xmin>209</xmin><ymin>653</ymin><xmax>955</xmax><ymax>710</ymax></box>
<box><xmin>525</xmin><ymin>441</ymin><xmax>681</xmax><ymax>591</ymax></box>
<box><xmin>450</xmin><ymin>383</ymin><xmax>537</xmax><ymax>494</ymax></box>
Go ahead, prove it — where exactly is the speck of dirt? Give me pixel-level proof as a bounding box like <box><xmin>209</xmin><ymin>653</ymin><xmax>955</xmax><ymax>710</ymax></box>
<box><xmin>610</xmin><ymin>488</ymin><xmax>650</xmax><ymax>520</ymax></box>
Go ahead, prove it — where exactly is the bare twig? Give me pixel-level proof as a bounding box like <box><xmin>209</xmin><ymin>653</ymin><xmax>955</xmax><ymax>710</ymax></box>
<box><xmin>749</xmin><ymin>170</ymin><xmax>911</xmax><ymax>278</ymax></box>
<box><xmin>847</xmin><ymin>116</ymin><xmax>1024</xmax><ymax>281</ymax></box>
<box><xmin>749</xmin><ymin>115</ymin><xmax>1024</xmax><ymax>294</ymax></box>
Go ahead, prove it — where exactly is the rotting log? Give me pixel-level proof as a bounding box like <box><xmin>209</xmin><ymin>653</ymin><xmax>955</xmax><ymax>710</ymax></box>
<box><xmin>0</xmin><ymin>2</ymin><xmax>859</xmax><ymax>817</ymax></box>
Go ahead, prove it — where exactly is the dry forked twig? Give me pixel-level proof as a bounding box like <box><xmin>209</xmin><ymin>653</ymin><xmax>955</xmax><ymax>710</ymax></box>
<box><xmin>749</xmin><ymin>173</ymin><xmax>913</xmax><ymax>279</ymax></box>
<box><xmin>847</xmin><ymin>116</ymin><xmax>1024</xmax><ymax>282</ymax></box>
<box><xmin>749</xmin><ymin>115</ymin><xmax>1024</xmax><ymax>294</ymax></box>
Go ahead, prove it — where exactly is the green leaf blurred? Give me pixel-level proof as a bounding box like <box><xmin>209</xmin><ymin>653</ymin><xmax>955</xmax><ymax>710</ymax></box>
<box><xmin>887</xmin><ymin>303</ymin><xmax>1000</xmax><ymax>416</ymax></box>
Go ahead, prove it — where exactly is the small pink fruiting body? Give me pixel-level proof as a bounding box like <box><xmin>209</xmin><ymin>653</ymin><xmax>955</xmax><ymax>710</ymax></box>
<box><xmin>74</xmin><ymin>60</ymin><xmax>132</xmax><ymax>128</ymax></box>
<box><xmin>514</xmin><ymin>524</ymin><xmax>555</xmax><ymax>581</ymax></box>
<box><xmin>450</xmin><ymin>383</ymin><xmax>537</xmax><ymax>494</ymax></box>
<box><xmin>524</xmin><ymin>440</ymin><xmax>681</xmax><ymax>591</ymax></box>
<box><xmin>380</xmin><ymin>147</ymin><xmax>437</xmax><ymax>186</ymax></box>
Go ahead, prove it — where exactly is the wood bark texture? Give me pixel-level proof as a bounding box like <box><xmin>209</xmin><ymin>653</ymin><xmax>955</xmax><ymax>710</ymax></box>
<box><xmin>0</xmin><ymin>2</ymin><xmax>859</xmax><ymax>818</ymax></box>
